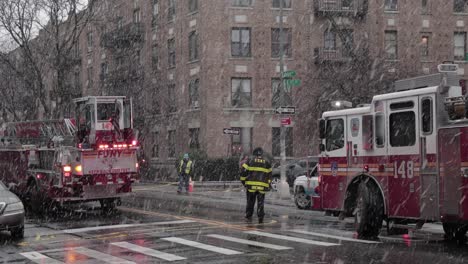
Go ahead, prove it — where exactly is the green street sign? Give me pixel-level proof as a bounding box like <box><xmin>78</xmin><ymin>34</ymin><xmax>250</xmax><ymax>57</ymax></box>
<box><xmin>285</xmin><ymin>79</ymin><xmax>301</xmax><ymax>86</ymax></box>
<box><xmin>282</xmin><ymin>70</ymin><xmax>296</xmax><ymax>78</ymax></box>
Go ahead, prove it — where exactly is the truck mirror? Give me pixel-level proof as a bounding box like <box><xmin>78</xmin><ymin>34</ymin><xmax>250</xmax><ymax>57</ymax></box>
<box><xmin>319</xmin><ymin>119</ymin><xmax>326</xmax><ymax>139</ymax></box>
<box><xmin>319</xmin><ymin>143</ymin><xmax>325</xmax><ymax>152</ymax></box>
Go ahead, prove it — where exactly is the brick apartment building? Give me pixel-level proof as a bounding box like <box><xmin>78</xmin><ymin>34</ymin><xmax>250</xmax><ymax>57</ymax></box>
<box><xmin>72</xmin><ymin>0</ymin><xmax>468</xmax><ymax>166</ymax></box>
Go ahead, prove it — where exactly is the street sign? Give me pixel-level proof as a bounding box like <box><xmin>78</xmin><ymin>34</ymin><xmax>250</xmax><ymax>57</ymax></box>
<box><xmin>223</xmin><ymin>128</ymin><xmax>240</xmax><ymax>135</ymax></box>
<box><xmin>275</xmin><ymin>106</ymin><xmax>296</xmax><ymax>114</ymax></box>
<box><xmin>281</xmin><ymin>117</ymin><xmax>291</xmax><ymax>126</ymax></box>
<box><xmin>285</xmin><ymin>79</ymin><xmax>301</xmax><ymax>87</ymax></box>
<box><xmin>282</xmin><ymin>70</ymin><xmax>296</xmax><ymax>78</ymax></box>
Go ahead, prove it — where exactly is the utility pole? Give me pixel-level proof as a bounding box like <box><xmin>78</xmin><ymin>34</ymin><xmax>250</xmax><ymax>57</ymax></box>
<box><xmin>278</xmin><ymin>0</ymin><xmax>289</xmax><ymax>198</ymax></box>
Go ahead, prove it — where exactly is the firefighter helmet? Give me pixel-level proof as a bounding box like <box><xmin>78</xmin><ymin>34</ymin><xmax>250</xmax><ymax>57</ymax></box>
<box><xmin>252</xmin><ymin>147</ymin><xmax>263</xmax><ymax>157</ymax></box>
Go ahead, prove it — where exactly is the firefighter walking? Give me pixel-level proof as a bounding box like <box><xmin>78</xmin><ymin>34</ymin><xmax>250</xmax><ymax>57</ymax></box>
<box><xmin>240</xmin><ymin>147</ymin><xmax>272</xmax><ymax>223</ymax></box>
<box><xmin>177</xmin><ymin>153</ymin><xmax>193</xmax><ymax>194</ymax></box>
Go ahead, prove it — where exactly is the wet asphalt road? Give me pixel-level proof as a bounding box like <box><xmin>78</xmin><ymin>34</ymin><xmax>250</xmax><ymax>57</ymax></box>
<box><xmin>0</xmin><ymin>184</ymin><xmax>468</xmax><ymax>264</ymax></box>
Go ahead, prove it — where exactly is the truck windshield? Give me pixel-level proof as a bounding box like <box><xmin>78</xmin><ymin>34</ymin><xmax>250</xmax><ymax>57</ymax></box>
<box><xmin>97</xmin><ymin>103</ymin><xmax>119</xmax><ymax>121</ymax></box>
<box><xmin>326</xmin><ymin>118</ymin><xmax>344</xmax><ymax>151</ymax></box>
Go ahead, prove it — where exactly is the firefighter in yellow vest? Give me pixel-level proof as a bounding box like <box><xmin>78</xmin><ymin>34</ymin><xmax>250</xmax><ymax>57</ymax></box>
<box><xmin>177</xmin><ymin>153</ymin><xmax>193</xmax><ymax>194</ymax></box>
<box><xmin>241</xmin><ymin>147</ymin><xmax>272</xmax><ymax>223</ymax></box>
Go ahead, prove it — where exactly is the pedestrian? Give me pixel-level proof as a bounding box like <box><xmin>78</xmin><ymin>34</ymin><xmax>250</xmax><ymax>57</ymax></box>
<box><xmin>177</xmin><ymin>153</ymin><xmax>193</xmax><ymax>194</ymax></box>
<box><xmin>240</xmin><ymin>147</ymin><xmax>272</xmax><ymax>223</ymax></box>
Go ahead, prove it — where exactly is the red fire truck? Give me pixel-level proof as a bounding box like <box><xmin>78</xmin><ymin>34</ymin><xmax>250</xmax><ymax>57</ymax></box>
<box><xmin>0</xmin><ymin>96</ymin><xmax>139</xmax><ymax>213</ymax></box>
<box><xmin>317</xmin><ymin>64</ymin><xmax>468</xmax><ymax>240</ymax></box>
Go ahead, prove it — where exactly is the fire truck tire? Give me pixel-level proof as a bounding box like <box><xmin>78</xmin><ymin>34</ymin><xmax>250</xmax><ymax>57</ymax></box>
<box><xmin>354</xmin><ymin>181</ymin><xmax>384</xmax><ymax>239</ymax></box>
<box><xmin>443</xmin><ymin>223</ymin><xmax>468</xmax><ymax>243</ymax></box>
<box><xmin>100</xmin><ymin>199</ymin><xmax>117</xmax><ymax>213</ymax></box>
<box><xmin>26</xmin><ymin>180</ymin><xmax>46</xmax><ymax>216</ymax></box>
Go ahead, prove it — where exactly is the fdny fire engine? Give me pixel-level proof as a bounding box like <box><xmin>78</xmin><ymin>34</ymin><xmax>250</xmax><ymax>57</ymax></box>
<box><xmin>0</xmin><ymin>96</ymin><xmax>139</xmax><ymax>213</ymax></box>
<box><xmin>318</xmin><ymin>64</ymin><xmax>468</xmax><ymax>240</ymax></box>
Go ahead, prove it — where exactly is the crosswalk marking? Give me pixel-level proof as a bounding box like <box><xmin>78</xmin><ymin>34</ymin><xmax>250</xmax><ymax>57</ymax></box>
<box><xmin>161</xmin><ymin>237</ymin><xmax>243</xmax><ymax>255</ymax></box>
<box><xmin>245</xmin><ymin>231</ymin><xmax>339</xmax><ymax>247</ymax></box>
<box><xmin>62</xmin><ymin>220</ymin><xmax>195</xmax><ymax>234</ymax></box>
<box><xmin>111</xmin><ymin>241</ymin><xmax>186</xmax><ymax>261</ymax></box>
<box><xmin>207</xmin><ymin>234</ymin><xmax>292</xmax><ymax>250</ymax></box>
<box><xmin>74</xmin><ymin>247</ymin><xmax>135</xmax><ymax>264</ymax></box>
<box><xmin>290</xmin><ymin>229</ymin><xmax>381</xmax><ymax>244</ymax></box>
<box><xmin>20</xmin><ymin>252</ymin><xmax>65</xmax><ymax>264</ymax></box>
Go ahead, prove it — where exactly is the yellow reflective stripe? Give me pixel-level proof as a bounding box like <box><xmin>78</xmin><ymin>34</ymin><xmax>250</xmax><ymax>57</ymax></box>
<box><xmin>243</xmin><ymin>165</ymin><xmax>272</xmax><ymax>173</ymax></box>
<box><xmin>245</xmin><ymin>181</ymin><xmax>270</xmax><ymax>188</ymax></box>
<box><xmin>240</xmin><ymin>176</ymin><xmax>246</xmax><ymax>181</ymax></box>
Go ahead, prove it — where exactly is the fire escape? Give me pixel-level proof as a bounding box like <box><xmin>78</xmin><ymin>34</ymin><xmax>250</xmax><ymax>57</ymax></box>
<box><xmin>100</xmin><ymin>22</ymin><xmax>145</xmax><ymax>94</ymax></box>
<box><xmin>313</xmin><ymin>0</ymin><xmax>368</xmax><ymax>64</ymax></box>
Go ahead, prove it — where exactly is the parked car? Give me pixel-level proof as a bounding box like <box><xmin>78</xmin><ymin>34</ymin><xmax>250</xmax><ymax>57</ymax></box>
<box><xmin>0</xmin><ymin>181</ymin><xmax>24</xmax><ymax>238</ymax></box>
<box><xmin>271</xmin><ymin>157</ymin><xmax>318</xmax><ymax>191</ymax></box>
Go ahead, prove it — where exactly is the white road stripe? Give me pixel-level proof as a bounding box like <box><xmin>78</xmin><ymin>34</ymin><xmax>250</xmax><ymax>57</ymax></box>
<box><xmin>74</xmin><ymin>247</ymin><xmax>135</xmax><ymax>264</ymax></box>
<box><xmin>111</xmin><ymin>242</ymin><xmax>186</xmax><ymax>261</ymax></box>
<box><xmin>290</xmin><ymin>230</ymin><xmax>381</xmax><ymax>244</ymax></box>
<box><xmin>20</xmin><ymin>252</ymin><xmax>65</xmax><ymax>264</ymax></box>
<box><xmin>161</xmin><ymin>237</ymin><xmax>242</xmax><ymax>255</ymax></box>
<box><xmin>62</xmin><ymin>220</ymin><xmax>195</xmax><ymax>234</ymax></box>
<box><xmin>207</xmin><ymin>234</ymin><xmax>292</xmax><ymax>250</ymax></box>
<box><xmin>245</xmin><ymin>231</ymin><xmax>339</xmax><ymax>247</ymax></box>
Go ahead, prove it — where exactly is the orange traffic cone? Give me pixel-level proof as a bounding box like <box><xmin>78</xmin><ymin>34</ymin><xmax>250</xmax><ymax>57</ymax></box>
<box><xmin>188</xmin><ymin>177</ymin><xmax>194</xmax><ymax>192</ymax></box>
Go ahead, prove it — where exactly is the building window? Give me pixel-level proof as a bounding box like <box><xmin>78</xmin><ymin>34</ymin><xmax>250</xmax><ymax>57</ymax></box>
<box><xmin>384</xmin><ymin>0</ymin><xmax>398</xmax><ymax>11</ymax></box>
<box><xmin>231</xmin><ymin>78</ymin><xmax>251</xmax><ymax>107</ymax></box>
<box><xmin>133</xmin><ymin>8</ymin><xmax>141</xmax><ymax>23</ymax></box>
<box><xmin>421</xmin><ymin>0</ymin><xmax>429</xmax><ymax>14</ymax></box>
<box><xmin>168</xmin><ymin>38</ymin><xmax>176</xmax><ymax>68</ymax></box>
<box><xmin>271</xmin><ymin>28</ymin><xmax>292</xmax><ymax>58</ymax></box>
<box><xmin>116</xmin><ymin>56</ymin><xmax>124</xmax><ymax>69</ymax></box>
<box><xmin>421</xmin><ymin>35</ymin><xmax>430</xmax><ymax>58</ymax></box>
<box><xmin>117</xmin><ymin>17</ymin><xmax>123</xmax><ymax>30</ymax></box>
<box><xmin>152</xmin><ymin>132</ymin><xmax>159</xmax><ymax>158</ymax></box>
<box><xmin>272</xmin><ymin>127</ymin><xmax>293</xmax><ymax>157</ymax></box>
<box><xmin>152</xmin><ymin>44</ymin><xmax>159</xmax><ymax>69</ymax></box>
<box><xmin>168</xmin><ymin>130</ymin><xmax>176</xmax><ymax>158</ymax></box>
<box><xmin>135</xmin><ymin>50</ymin><xmax>141</xmax><ymax>65</ymax></box>
<box><xmin>189</xmin><ymin>79</ymin><xmax>199</xmax><ymax>108</ymax></box>
<box><xmin>168</xmin><ymin>0</ymin><xmax>176</xmax><ymax>21</ymax></box>
<box><xmin>272</xmin><ymin>78</ymin><xmax>292</xmax><ymax>108</ymax></box>
<box><xmin>232</xmin><ymin>128</ymin><xmax>252</xmax><ymax>156</ymax></box>
<box><xmin>87</xmin><ymin>67</ymin><xmax>93</xmax><ymax>88</ymax></box>
<box><xmin>454</xmin><ymin>32</ymin><xmax>466</xmax><ymax>61</ymax></box>
<box><xmin>390</xmin><ymin>111</ymin><xmax>416</xmax><ymax>147</ymax></box>
<box><xmin>168</xmin><ymin>84</ymin><xmax>177</xmax><ymax>113</ymax></box>
<box><xmin>100</xmin><ymin>63</ymin><xmax>108</xmax><ymax>79</ymax></box>
<box><xmin>189</xmin><ymin>31</ymin><xmax>199</xmax><ymax>61</ymax></box>
<box><xmin>454</xmin><ymin>0</ymin><xmax>468</xmax><ymax>12</ymax></box>
<box><xmin>385</xmin><ymin>30</ymin><xmax>398</xmax><ymax>60</ymax></box>
<box><xmin>232</xmin><ymin>0</ymin><xmax>252</xmax><ymax>7</ymax></box>
<box><xmin>189</xmin><ymin>128</ymin><xmax>200</xmax><ymax>149</ymax></box>
<box><xmin>152</xmin><ymin>0</ymin><xmax>159</xmax><ymax>26</ymax></box>
<box><xmin>189</xmin><ymin>0</ymin><xmax>198</xmax><ymax>12</ymax></box>
<box><xmin>324</xmin><ymin>30</ymin><xmax>336</xmax><ymax>51</ymax></box>
<box><xmin>231</xmin><ymin>28</ymin><xmax>251</xmax><ymax>57</ymax></box>
<box><xmin>272</xmin><ymin>0</ymin><xmax>291</xmax><ymax>8</ymax></box>
<box><xmin>87</xmin><ymin>32</ymin><xmax>93</xmax><ymax>52</ymax></box>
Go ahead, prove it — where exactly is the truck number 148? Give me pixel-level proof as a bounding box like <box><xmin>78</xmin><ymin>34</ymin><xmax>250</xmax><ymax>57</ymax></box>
<box><xmin>394</xmin><ymin>160</ymin><xmax>414</xmax><ymax>179</ymax></box>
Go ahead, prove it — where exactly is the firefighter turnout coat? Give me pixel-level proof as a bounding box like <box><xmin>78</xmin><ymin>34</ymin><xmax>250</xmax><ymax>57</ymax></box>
<box><xmin>178</xmin><ymin>159</ymin><xmax>193</xmax><ymax>175</ymax></box>
<box><xmin>241</xmin><ymin>157</ymin><xmax>272</xmax><ymax>193</ymax></box>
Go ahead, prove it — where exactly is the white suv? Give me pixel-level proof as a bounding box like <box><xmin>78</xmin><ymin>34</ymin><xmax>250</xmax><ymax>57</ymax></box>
<box><xmin>293</xmin><ymin>160</ymin><xmax>319</xmax><ymax>209</ymax></box>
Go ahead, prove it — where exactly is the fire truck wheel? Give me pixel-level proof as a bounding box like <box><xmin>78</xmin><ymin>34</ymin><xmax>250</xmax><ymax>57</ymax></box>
<box><xmin>294</xmin><ymin>187</ymin><xmax>311</xmax><ymax>209</ymax></box>
<box><xmin>443</xmin><ymin>223</ymin><xmax>468</xmax><ymax>243</ymax></box>
<box><xmin>100</xmin><ymin>199</ymin><xmax>117</xmax><ymax>214</ymax></box>
<box><xmin>354</xmin><ymin>181</ymin><xmax>384</xmax><ymax>239</ymax></box>
<box><xmin>26</xmin><ymin>180</ymin><xmax>45</xmax><ymax>216</ymax></box>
